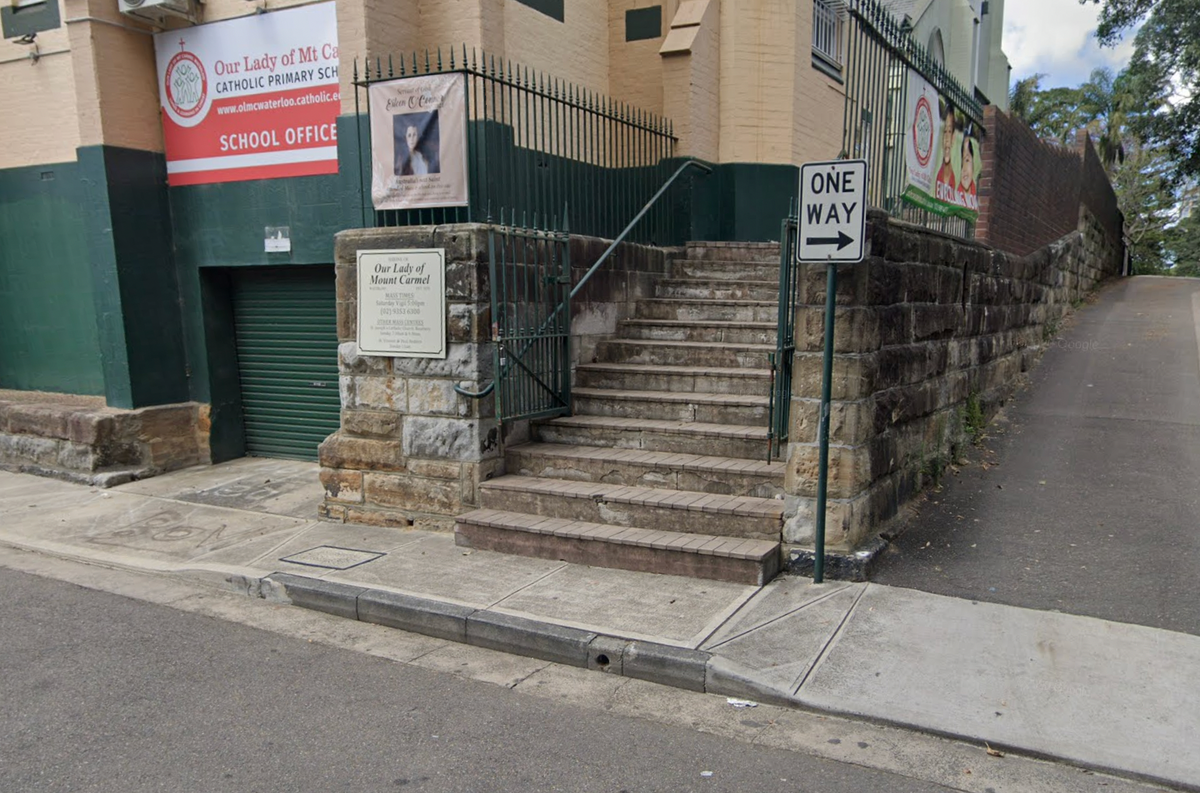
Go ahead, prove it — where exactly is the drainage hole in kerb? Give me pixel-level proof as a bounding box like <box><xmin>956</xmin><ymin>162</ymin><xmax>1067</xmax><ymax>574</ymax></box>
<box><xmin>595</xmin><ymin>654</ymin><xmax>610</xmax><ymax>667</ymax></box>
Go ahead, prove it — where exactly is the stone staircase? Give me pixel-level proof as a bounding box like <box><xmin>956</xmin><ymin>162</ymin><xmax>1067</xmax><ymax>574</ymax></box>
<box><xmin>455</xmin><ymin>242</ymin><xmax>787</xmax><ymax>585</ymax></box>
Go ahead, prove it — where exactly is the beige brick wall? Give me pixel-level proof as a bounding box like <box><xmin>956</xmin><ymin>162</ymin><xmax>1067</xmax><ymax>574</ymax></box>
<box><xmin>0</xmin><ymin>0</ymin><xmax>78</xmax><ymax>168</ymax></box>
<box><xmin>75</xmin><ymin>8</ymin><xmax>163</xmax><ymax>152</ymax></box>
<box><xmin>504</xmin><ymin>0</ymin><xmax>609</xmax><ymax>95</ymax></box>
<box><xmin>661</xmin><ymin>0</ymin><xmax>720</xmax><ymax>161</ymax></box>
<box><xmin>608</xmin><ymin>0</ymin><xmax>679</xmax><ymax>118</ymax></box>
<box><xmin>717</xmin><ymin>0</ymin><xmax>799</xmax><ymax>164</ymax></box>
<box><xmin>792</xmin><ymin>0</ymin><xmax>845</xmax><ymax>164</ymax></box>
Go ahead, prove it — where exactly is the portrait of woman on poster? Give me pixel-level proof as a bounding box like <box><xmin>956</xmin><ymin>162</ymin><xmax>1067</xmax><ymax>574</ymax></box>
<box><xmin>393</xmin><ymin>110</ymin><xmax>441</xmax><ymax>177</ymax></box>
<box><xmin>959</xmin><ymin>124</ymin><xmax>980</xmax><ymax>200</ymax></box>
<box><xmin>934</xmin><ymin>100</ymin><xmax>958</xmax><ymax>196</ymax></box>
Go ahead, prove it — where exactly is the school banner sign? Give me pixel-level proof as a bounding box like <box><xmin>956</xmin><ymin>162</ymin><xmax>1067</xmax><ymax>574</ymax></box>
<box><xmin>369</xmin><ymin>74</ymin><xmax>469</xmax><ymax>211</ymax></box>
<box><xmin>902</xmin><ymin>72</ymin><xmax>982</xmax><ymax>222</ymax></box>
<box><xmin>154</xmin><ymin>3</ymin><xmax>340</xmax><ymax>187</ymax></box>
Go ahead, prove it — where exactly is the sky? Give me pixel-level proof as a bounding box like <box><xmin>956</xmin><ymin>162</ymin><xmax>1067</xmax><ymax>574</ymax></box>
<box><xmin>1002</xmin><ymin>0</ymin><xmax>1137</xmax><ymax>88</ymax></box>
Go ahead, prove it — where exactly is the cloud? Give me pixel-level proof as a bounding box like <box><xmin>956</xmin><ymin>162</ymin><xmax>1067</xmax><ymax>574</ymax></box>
<box><xmin>1003</xmin><ymin>0</ymin><xmax>1136</xmax><ymax>88</ymax></box>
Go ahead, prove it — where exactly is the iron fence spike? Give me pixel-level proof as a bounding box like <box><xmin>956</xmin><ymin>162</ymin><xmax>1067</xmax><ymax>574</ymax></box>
<box><xmin>388</xmin><ymin>54</ymin><xmax>394</xmax><ymax>77</ymax></box>
<box><xmin>437</xmin><ymin>46</ymin><xmax>443</xmax><ymax>71</ymax></box>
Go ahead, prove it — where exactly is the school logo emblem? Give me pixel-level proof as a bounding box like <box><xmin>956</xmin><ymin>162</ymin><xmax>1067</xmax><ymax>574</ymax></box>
<box><xmin>911</xmin><ymin>94</ymin><xmax>934</xmax><ymax>168</ymax></box>
<box><xmin>164</xmin><ymin>42</ymin><xmax>208</xmax><ymax>123</ymax></box>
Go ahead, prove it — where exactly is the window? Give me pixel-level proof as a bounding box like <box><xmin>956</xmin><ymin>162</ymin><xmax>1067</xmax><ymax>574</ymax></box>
<box><xmin>2</xmin><ymin>0</ymin><xmax>59</xmax><ymax>40</ymax></box>
<box><xmin>928</xmin><ymin>29</ymin><xmax>945</xmax><ymax>66</ymax></box>
<box><xmin>626</xmin><ymin>6</ymin><xmax>662</xmax><ymax>42</ymax></box>
<box><xmin>812</xmin><ymin>0</ymin><xmax>844</xmax><ymax>68</ymax></box>
<box><xmin>513</xmin><ymin>0</ymin><xmax>564</xmax><ymax>23</ymax></box>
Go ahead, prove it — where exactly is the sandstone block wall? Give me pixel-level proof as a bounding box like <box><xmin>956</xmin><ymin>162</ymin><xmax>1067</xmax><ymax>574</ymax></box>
<box><xmin>0</xmin><ymin>394</ymin><xmax>210</xmax><ymax>486</ymax></box>
<box><xmin>320</xmin><ymin>223</ymin><xmax>669</xmax><ymax>531</ymax></box>
<box><xmin>784</xmin><ymin>208</ymin><xmax>1124</xmax><ymax>550</ymax></box>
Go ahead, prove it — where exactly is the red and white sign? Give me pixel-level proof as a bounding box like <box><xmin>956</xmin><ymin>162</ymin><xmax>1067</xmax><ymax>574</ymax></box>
<box><xmin>154</xmin><ymin>3</ymin><xmax>340</xmax><ymax>187</ymax></box>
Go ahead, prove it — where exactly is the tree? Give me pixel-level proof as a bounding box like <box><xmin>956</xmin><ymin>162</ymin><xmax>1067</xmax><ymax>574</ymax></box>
<box><xmin>1008</xmin><ymin>74</ymin><xmax>1045</xmax><ymax>123</ymax></box>
<box><xmin>1163</xmin><ymin>212</ymin><xmax>1200</xmax><ymax>277</ymax></box>
<box><xmin>1109</xmin><ymin>141</ymin><xmax>1176</xmax><ymax>274</ymax></box>
<box><xmin>1092</xmin><ymin>0</ymin><xmax>1200</xmax><ymax>176</ymax></box>
<box><xmin>1009</xmin><ymin>68</ymin><xmax>1129</xmax><ymax>171</ymax></box>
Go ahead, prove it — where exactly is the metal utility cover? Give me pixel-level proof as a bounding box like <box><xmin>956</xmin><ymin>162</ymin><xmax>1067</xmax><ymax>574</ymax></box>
<box><xmin>281</xmin><ymin>545</ymin><xmax>386</xmax><ymax>570</ymax></box>
<box><xmin>797</xmin><ymin>159</ymin><xmax>868</xmax><ymax>263</ymax></box>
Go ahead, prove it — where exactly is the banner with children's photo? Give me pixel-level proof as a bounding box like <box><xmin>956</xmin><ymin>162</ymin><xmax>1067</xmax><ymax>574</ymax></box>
<box><xmin>901</xmin><ymin>72</ymin><xmax>981</xmax><ymax>222</ymax></box>
<box><xmin>369</xmin><ymin>73</ymin><xmax>469</xmax><ymax>210</ymax></box>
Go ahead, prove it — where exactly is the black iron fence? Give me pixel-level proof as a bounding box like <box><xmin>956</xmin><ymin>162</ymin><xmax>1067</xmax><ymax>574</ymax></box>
<box><xmin>487</xmin><ymin>210</ymin><xmax>572</xmax><ymax>424</ymax></box>
<box><xmin>768</xmin><ymin>204</ymin><xmax>800</xmax><ymax>461</ymax></box>
<box><xmin>840</xmin><ymin>0</ymin><xmax>982</xmax><ymax>238</ymax></box>
<box><xmin>353</xmin><ymin>48</ymin><xmax>686</xmax><ymax>246</ymax></box>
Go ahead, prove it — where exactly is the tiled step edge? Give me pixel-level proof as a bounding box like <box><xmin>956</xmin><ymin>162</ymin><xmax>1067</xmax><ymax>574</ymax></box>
<box><xmin>455</xmin><ymin>509</ymin><xmax>781</xmax><ymax>586</ymax></box>
<box><xmin>482</xmin><ymin>475</ymin><xmax>783</xmax><ymax>520</ymax></box>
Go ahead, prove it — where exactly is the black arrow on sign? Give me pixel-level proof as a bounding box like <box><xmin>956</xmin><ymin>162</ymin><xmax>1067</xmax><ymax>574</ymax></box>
<box><xmin>805</xmin><ymin>231</ymin><xmax>854</xmax><ymax>250</ymax></box>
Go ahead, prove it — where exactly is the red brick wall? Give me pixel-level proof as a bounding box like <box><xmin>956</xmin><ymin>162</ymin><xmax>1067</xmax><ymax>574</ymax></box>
<box><xmin>975</xmin><ymin>106</ymin><xmax>1123</xmax><ymax>256</ymax></box>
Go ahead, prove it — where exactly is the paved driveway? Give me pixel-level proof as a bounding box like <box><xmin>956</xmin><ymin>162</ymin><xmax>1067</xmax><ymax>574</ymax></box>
<box><xmin>874</xmin><ymin>277</ymin><xmax>1200</xmax><ymax>635</ymax></box>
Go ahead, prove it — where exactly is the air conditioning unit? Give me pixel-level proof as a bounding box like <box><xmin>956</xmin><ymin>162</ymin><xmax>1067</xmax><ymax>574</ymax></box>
<box><xmin>118</xmin><ymin>0</ymin><xmax>199</xmax><ymax>25</ymax></box>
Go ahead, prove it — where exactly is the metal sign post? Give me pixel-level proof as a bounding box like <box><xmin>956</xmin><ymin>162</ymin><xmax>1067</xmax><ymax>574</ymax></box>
<box><xmin>798</xmin><ymin>159</ymin><xmax>867</xmax><ymax>583</ymax></box>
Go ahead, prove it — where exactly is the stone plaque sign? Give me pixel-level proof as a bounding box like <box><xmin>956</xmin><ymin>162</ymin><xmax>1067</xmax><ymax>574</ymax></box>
<box><xmin>357</xmin><ymin>248</ymin><xmax>447</xmax><ymax>358</ymax></box>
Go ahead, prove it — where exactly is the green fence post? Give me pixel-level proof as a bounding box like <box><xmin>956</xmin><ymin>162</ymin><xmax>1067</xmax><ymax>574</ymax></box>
<box><xmin>813</xmin><ymin>257</ymin><xmax>837</xmax><ymax>584</ymax></box>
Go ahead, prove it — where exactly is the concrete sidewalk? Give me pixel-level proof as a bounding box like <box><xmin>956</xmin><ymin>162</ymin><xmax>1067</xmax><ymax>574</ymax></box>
<box><xmin>2</xmin><ymin>460</ymin><xmax>1198</xmax><ymax>790</ymax></box>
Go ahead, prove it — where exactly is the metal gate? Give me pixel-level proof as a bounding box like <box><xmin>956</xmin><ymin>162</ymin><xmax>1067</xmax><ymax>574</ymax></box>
<box><xmin>232</xmin><ymin>267</ymin><xmax>341</xmax><ymax>460</ymax></box>
<box><xmin>488</xmin><ymin>212</ymin><xmax>572</xmax><ymax>424</ymax></box>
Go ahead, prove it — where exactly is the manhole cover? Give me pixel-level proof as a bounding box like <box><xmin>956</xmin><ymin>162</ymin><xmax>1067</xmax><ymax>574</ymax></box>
<box><xmin>280</xmin><ymin>545</ymin><xmax>385</xmax><ymax>570</ymax></box>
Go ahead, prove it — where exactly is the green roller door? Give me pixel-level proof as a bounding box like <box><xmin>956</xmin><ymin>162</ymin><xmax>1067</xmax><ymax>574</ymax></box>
<box><xmin>232</xmin><ymin>267</ymin><xmax>340</xmax><ymax>460</ymax></box>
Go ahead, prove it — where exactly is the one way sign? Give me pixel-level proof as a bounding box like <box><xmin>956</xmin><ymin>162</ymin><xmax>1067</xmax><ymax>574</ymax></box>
<box><xmin>797</xmin><ymin>159</ymin><xmax>867</xmax><ymax>263</ymax></box>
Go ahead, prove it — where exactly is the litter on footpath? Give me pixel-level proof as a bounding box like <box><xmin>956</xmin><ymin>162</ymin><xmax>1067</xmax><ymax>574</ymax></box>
<box><xmin>726</xmin><ymin>698</ymin><xmax>758</xmax><ymax>708</ymax></box>
<box><xmin>700</xmin><ymin>771</ymin><xmax>714</xmax><ymax>777</ymax></box>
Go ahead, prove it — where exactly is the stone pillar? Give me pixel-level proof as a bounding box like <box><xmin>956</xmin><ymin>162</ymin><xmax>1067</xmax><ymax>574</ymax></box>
<box><xmin>783</xmin><ymin>212</ymin><xmax>976</xmax><ymax>551</ymax></box>
<box><xmin>318</xmin><ymin>225</ymin><xmax>502</xmax><ymax>531</ymax></box>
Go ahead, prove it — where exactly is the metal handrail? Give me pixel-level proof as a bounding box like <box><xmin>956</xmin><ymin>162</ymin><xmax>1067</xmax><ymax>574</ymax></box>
<box><xmin>455</xmin><ymin>159</ymin><xmax>712</xmax><ymax>400</ymax></box>
<box><xmin>569</xmin><ymin>159</ymin><xmax>712</xmax><ymax>300</ymax></box>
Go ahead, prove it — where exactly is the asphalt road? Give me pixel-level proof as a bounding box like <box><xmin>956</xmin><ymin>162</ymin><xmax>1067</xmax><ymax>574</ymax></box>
<box><xmin>0</xmin><ymin>567</ymin><xmax>957</xmax><ymax>793</ymax></box>
<box><xmin>875</xmin><ymin>276</ymin><xmax>1200</xmax><ymax>635</ymax></box>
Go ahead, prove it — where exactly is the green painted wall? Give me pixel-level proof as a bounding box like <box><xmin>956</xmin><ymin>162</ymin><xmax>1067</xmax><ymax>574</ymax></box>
<box><xmin>0</xmin><ymin>162</ymin><xmax>104</xmax><ymax>395</ymax></box>
<box><xmin>172</xmin><ymin>115</ymin><xmax>366</xmax><ymax>459</ymax></box>
<box><xmin>78</xmin><ymin>146</ymin><xmax>189</xmax><ymax>409</ymax></box>
<box><xmin>689</xmin><ymin>162</ymin><xmax>798</xmax><ymax>243</ymax></box>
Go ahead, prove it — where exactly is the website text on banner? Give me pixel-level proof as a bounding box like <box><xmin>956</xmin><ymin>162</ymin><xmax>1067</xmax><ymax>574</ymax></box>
<box><xmin>154</xmin><ymin>2</ymin><xmax>340</xmax><ymax>187</ymax></box>
<box><xmin>902</xmin><ymin>72</ymin><xmax>982</xmax><ymax>222</ymax></box>
<box><xmin>369</xmin><ymin>73</ymin><xmax>469</xmax><ymax>211</ymax></box>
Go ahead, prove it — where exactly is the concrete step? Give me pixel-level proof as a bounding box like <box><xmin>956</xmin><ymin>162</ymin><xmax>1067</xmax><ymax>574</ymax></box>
<box><xmin>595</xmin><ymin>339</ymin><xmax>773</xmax><ymax>369</ymax></box>
<box><xmin>655</xmin><ymin>278</ymin><xmax>779</xmax><ymax>301</ymax></box>
<box><xmin>635</xmin><ymin>299</ymin><xmax>779</xmax><ymax>323</ymax></box>
<box><xmin>572</xmin><ymin>387</ymin><xmax>770</xmax><ymax>425</ymax></box>
<box><xmin>505</xmin><ymin>442</ymin><xmax>786</xmax><ymax>498</ymax></box>
<box><xmin>575</xmin><ymin>363</ymin><xmax>771</xmax><ymax>396</ymax></box>
<box><xmin>671</xmin><ymin>259</ymin><xmax>780</xmax><ymax>282</ymax></box>
<box><xmin>618</xmin><ymin>319</ymin><xmax>778</xmax><ymax>345</ymax></box>
<box><xmin>477</xmin><ymin>476</ymin><xmax>783</xmax><ymax>541</ymax></box>
<box><xmin>534</xmin><ymin>415</ymin><xmax>770</xmax><ymax>458</ymax></box>
<box><xmin>685</xmin><ymin>241</ymin><xmax>781</xmax><ymax>263</ymax></box>
<box><xmin>455</xmin><ymin>509</ymin><xmax>781</xmax><ymax>585</ymax></box>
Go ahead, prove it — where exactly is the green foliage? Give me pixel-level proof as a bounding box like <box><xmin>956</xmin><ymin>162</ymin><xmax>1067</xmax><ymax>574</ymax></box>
<box><xmin>961</xmin><ymin>392</ymin><xmax>986</xmax><ymax>445</ymax></box>
<box><xmin>1110</xmin><ymin>141</ymin><xmax>1177</xmax><ymax>274</ymax></box>
<box><xmin>1092</xmin><ymin>0</ymin><xmax>1200</xmax><ymax>177</ymax></box>
<box><xmin>1007</xmin><ymin>68</ymin><xmax>1129</xmax><ymax>171</ymax></box>
<box><xmin>1163</xmin><ymin>211</ymin><xmax>1200</xmax><ymax>276</ymax></box>
<box><xmin>1043</xmin><ymin>316</ymin><xmax>1061</xmax><ymax>341</ymax></box>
